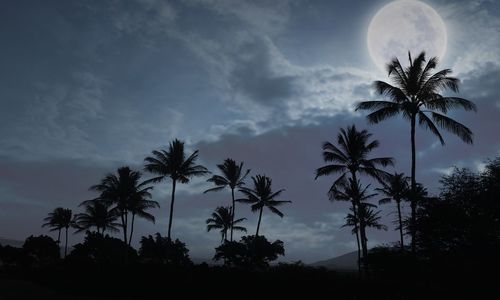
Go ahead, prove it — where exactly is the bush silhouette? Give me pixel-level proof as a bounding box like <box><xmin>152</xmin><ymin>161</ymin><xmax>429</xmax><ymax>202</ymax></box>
<box><xmin>22</xmin><ymin>235</ymin><xmax>60</xmax><ymax>267</ymax></box>
<box><xmin>139</xmin><ymin>233</ymin><xmax>192</xmax><ymax>266</ymax></box>
<box><xmin>214</xmin><ymin>235</ymin><xmax>284</xmax><ymax>269</ymax></box>
<box><xmin>66</xmin><ymin>231</ymin><xmax>137</xmax><ymax>265</ymax></box>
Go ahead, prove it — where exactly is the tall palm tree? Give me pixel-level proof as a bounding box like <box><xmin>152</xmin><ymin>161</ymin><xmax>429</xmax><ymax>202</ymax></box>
<box><xmin>128</xmin><ymin>194</ymin><xmax>159</xmax><ymax>246</ymax></box>
<box><xmin>144</xmin><ymin>139</ymin><xmax>209</xmax><ymax>240</ymax></box>
<box><xmin>90</xmin><ymin>166</ymin><xmax>153</xmax><ymax>244</ymax></box>
<box><xmin>42</xmin><ymin>207</ymin><xmax>66</xmax><ymax>246</ymax></box>
<box><xmin>377</xmin><ymin>173</ymin><xmax>410</xmax><ymax>251</ymax></box>
<box><xmin>206</xmin><ymin>206</ymin><xmax>247</xmax><ymax>243</ymax></box>
<box><xmin>331</xmin><ymin>178</ymin><xmax>378</xmax><ymax>273</ymax></box>
<box><xmin>75</xmin><ymin>199</ymin><xmax>121</xmax><ymax>234</ymax></box>
<box><xmin>355</xmin><ymin>51</ymin><xmax>476</xmax><ymax>252</ymax></box>
<box><xmin>237</xmin><ymin>175</ymin><xmax>291</xmax><ymax>236</ymax></box>
<box><xmin>204</xmin><ymin>158</ymin><xmax>250</xmax><ymax>241</ymax></box>
<box><xmin>315</xmin><ymin>125</ymin><xmax>393</xmax><ymax>263</ymax></box>
<box><xmin>42</xmin><ymin>207</ymin><xmax>74</xmax><ymax>257</ymax></box>
<box><xmin>343</xmin><ymin>203</ymin><xmax>387</xmax><ymax>244</ymax></box>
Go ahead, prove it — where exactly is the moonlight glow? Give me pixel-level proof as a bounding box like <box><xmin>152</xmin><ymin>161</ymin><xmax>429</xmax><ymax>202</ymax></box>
<box><xmin>367</xmin><ymin>0</ymin><xmax>447</xmax><ymax>72</ymax></box>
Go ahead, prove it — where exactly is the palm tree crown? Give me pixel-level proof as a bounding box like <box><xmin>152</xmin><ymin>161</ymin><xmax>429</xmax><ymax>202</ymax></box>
<box><xmin>144</xmin><ymin>139</ymin><xmax>209</xmax><ymax>239</ymax></box>
<box><xmin>315</xmin><ymin>124</ymin><xmax>394</xmax><ymax>192</ymax></box>
<box><xmin>74</xmin><ymin>199</ymin><xmax>121</xmax><ymax>234</ymax></box>
<box><xmin>237</xmin><ymin>175</ymin><xmax>290</xmax><ymax>236</ymax></box>
<box><xmin>206</xmin><ymin>206</ymin><xmax>246</xmax><ymax>243</ymax></box>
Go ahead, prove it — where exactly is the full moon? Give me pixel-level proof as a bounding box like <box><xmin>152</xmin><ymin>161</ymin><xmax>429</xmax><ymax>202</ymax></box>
<box><xmin>367</xmin><ymin>0</ymin><xmax>447</xmax><ymax>72</ymax></box>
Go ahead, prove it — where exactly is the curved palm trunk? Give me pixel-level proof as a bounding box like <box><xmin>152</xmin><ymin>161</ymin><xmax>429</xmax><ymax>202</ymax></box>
<box><xmin>167</xmin><ymin>180</ymin><xmax>177</xmax><ymax>240</ymax></box>
<box><xmin>397</xmin><ymin>200</ymin><xmax>404</xmax><ymax>251</ymax></box>
<box><xmin>128</xmin><ymin>213</ymin><xmax>136</xmax><ymax>246</ymax></box>
<box><xmin>230</xmin><ymin>188</ymin><xmax>235</xmax><ymax>241</ymax></box>
<box><xmin>410</xmin><ymin>116</ymin><xmax>417</xmax><ymax>254</ymax></box>
<box><xmin>64</xmin><ymin>227</ymin><xmax>69</xmax><ymax>258</ymax></box>
<box><xmin>255</xmin><ymin>206</ymin><xmax>263</xmax><ymax>237</ymax></box>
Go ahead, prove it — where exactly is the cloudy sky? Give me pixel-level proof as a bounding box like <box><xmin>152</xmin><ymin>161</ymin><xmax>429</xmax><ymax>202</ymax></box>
<box><xmin>1</xmin><ymin>0</ymin><xmax>499</xmax><ymax>263</ymax></box>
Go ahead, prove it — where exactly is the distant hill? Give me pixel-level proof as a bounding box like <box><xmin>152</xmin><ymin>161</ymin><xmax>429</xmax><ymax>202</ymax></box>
<box><xmin>0</xmin><ymin>237</ymin><xmax>24</xmax><ymax>248</ymax></box>
<box><xmin>310</xmin><ymin>251</ymin><xmax>358</xmax><ymax>271</ymax></box>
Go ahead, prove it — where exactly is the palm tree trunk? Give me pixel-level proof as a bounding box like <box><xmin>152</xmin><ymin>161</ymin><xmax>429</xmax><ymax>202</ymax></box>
<box><xmin>351</xmin><ymin>171</ymin><xmax>368</xmax><ymax>270</ymax></box>
<box><xmin>167</xmin><ymin>180</ymin><xmax>176</xmax><ymax>240</ymax></box>
<box><xmin>410</xmin><ymin>115</ymin><xmax>417</xmax><ymax>254</ymax></box>
<box><xmin>230</xmin><ymin>188</ymin><xmax>235</xmax><ymax>241</ymax></box>
<box><xmin>128</xmin><ymin>213</ymin><xmax>136</xmax><ymax>246</ymax></box>
<box><xmin>120</xmin><ymin>212</ymin><xmax>128</xmax><ymax>244</ymax></box>
<box><xmin>255</xmin><ymin>207</ymin><xmax>263</xmax><ymax>237</ymax></box>
<box><xmin>397</xmin><ymin>200</ymin><xmax>404</xmax><ymax>251</ymax></box>
<box><xmin>352</xmin><ymin>202</ymin><xmax>361</xmax><ymax>276</ymax></box>
<box><xmin>64</xmin><ymin>227</ymin><xmax>68</xmax><ymax>258</ymax></box>
<box><xmin>57</xmin><ymin>228</ymin><xmax>61</xmax><ymax>245</ymax></box>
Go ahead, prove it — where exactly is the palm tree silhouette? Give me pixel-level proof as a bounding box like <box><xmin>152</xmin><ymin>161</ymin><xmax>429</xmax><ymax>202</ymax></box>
<box><xmin>204</xmin><ymin>158</ymin><xmax>250</xmax><ymax>241</ymax></box>
<box><xmin>343</xmin><ymin>203</ymin><xmax>387</xmax><ymax>243</ymax></box>
<box><xmin>315</xmin><ymin>125</ymin><xmax>393</xmax><ymax>264</ymax></box>
<box><xmin>144</xmin><ymin>139</ymin><xmax>209</xmax><ymax>240</ymax></box>
<box><xmin>42</xmin><ymin>207</ymin><xmax>74</xmax><ymax>257</ymax></box>
<box><xmin>90</xmin><ymin>166</ymin><xmax>154</xmax><ymax>244</ymax></box>
<box><xmin>355</xmin><ymin>51</ymin><xmax>476</xmax><ymax>252</ymax></box>
<box><xmin>127</xmin><ymin>194</ymin><xmax>159</xmax><ymax>246</ymax></box>
<box><xmin>376</xmin><ymin>173</ymin><xmax>410</xmax><ymax>251</ymax></box>
<box><xmin>206</xmin><ymin>206</ymin><xmax>247</xmax><ymax>243</ymax></box>
<box><xmin>237</xmin><ymin>175</ymin><xmax>290</xmax><ymax>236</ymax></box>
<box><xmin>331</xmin><ymin>177</ymin><xmax>378</xmax><ymax>273</ymax></box>
<box><xmin>74</xmin><ymin>199</ymin><xmax>121</xmax><ymax>235</ymax></box>
<box><xmin>42</xmin><ymin>207</ymin><xmax>66</xmax><ymax>246</ymax></box>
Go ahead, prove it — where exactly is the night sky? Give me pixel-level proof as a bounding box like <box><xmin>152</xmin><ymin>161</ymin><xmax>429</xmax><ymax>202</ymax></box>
<box><xmin>1</xmin><ymin>0</ymin><xmax>499</xmax><ymax>263</ymax></box>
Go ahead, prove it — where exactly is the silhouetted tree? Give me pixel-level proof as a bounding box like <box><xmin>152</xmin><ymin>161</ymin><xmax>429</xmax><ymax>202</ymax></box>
<box><xmin>237</xmin><ymin>175</ymin><xmax>290</xmax><ymax>236</ymax></box>
<box><xmin>74</xmin><ymin>200</ymin><xmax>121</xmax><ymax>235</ymax></box>
<box><xmin>144</xmin><ymin>139</ymin><xmax>209</xmax><ymax>240</ymax></box>
<box><xmin>316</xmin><ymin>125</ymin><xmax>393</xmax><ymax>268</ymax></box>
<box><xmin>206</xmin><ymin>206</ymin><xmax>247</xmax><ymax>243</ymax></box>
<box><xmin>377</xmin><ymin>173</ymin><xmax>410</xmax><ymax>250</ymax></box>
<box><xmin>127</xmin><ymin>193</ymin><xmax>159</xmax><ymax>246</ymax></box>
<box><xmin>204</xmin><ymin>158</ymin><xmax>250</xmax><ymax>241</ymax></box>
<box><xmin>139</xmin><ymin>233</ymin><xmax>192</xmax><ymax>266</ymax></box>
<box><xmin>331</xmin><ymin>177</ymin><xmax>378</xmax><ymax>272</ymax></box>
<box><xmin>214</xmin><ymin>235</ymin><xmax>285</xmax><ymax>269</ymax></box>
<box><xmin>356</xmin><ymin>51</ymin><xmax>476</xmax><ymax>252</ymax></box>
<box><xmin>67</xmin><ymin>231</ymin><xmax>138</xmax><ymax>265</ymax></box>
<box><xmin>42</xmin><ymin>207</ymin><xmax>74</xmax><ymax>257</ymax></box>
<box><xmin>23</xmin><ymin>235</ymin><xmax>59</xmax><ymax>266</ymax></box>
<box><xmin>90</xmin><ymin>166</ymin><xmax>154</xmax><ymax>244</ymax></box>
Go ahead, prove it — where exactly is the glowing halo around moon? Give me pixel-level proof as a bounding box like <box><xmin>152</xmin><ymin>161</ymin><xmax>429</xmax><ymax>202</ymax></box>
<box><xmin>367</xmin><ymin>0</ymin><xmax>447</xmax><ymax>72</ymax></box>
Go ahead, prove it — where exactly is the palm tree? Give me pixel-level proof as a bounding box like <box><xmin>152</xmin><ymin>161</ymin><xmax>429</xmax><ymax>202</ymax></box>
<box><xmin>355</xmin><ymin>51</ymin><xmax>476</xmax><ymax>252</ymax></box>
<box><xmin>144</xmin><ymin>139</ymin><xmax>209</xmax><ymax>240</ymax></box>
<box><xmin>128</xmin><ymin>194</ymin><xmax>159</xmax><ymax>246</ymax></box>
<box><xmin>42</xmin><ymin>207</ymin><xmax>74</xmax><ymax>257</ymax></box>
<box><xmin>315</xmin><ymin>125</ymin><xmax>393</xmax><ymax>264</ymax></box>
<box><xmin>206</xmin><ymin>206</ymin><xmax>247</xmax><ymax>243</ymax></box>
<box><xmin>377</xmin><ymin>173</ymin><xmax>410</xmax><ymax>251</ymax></box>
<box><xmin>42</xmin><ymin>207</ymin><xmax>66</xmax><ymax>246</ymax></box>
<box><xmin>237</xmin><ymin>175</ymin><xmax>291</xmax><ymax>236</ymax></box>
<box><xmin>330</xmin><ymin>178</ymin><xmax>378</xmax><ymax>273</ymax></box>
<box><xmin>75</xmin><ymin>199</ymin><xmax>121</xmax><ymax>234</ymax></box>
<box><xmin>90</xmin><ymin>166</ymin><xmax>153</xmax><ymax>244</ymax></box>
<box><xmin>204</xmin><ymin>158</ymin><xmax>250</xmax><ymax>241</ymax></box>
<box><xmin>343</xmin><ymin>203</ymin><xmax>387</xmax><ymax>244</ymax></box>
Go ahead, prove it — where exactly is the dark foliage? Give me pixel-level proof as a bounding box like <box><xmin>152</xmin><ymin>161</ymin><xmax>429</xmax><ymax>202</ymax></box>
<box><xmin>22</xmin><ymin>235</ymin><xmax>60</xmax><ymax>267</ymax></box>
<box><xmin>139</xmin><ymin>233</ymin><xmax>192</xmax><ymax>266</ymax></box>
<box><xmin>66</xmin><ymin>231</ymin><xmax>137</xmax><ymax>265</ymax></box>
<box><xmin>214</xmin><ymin>235</ymin><xmax>284</xmax><ymax>269</ymax></box>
